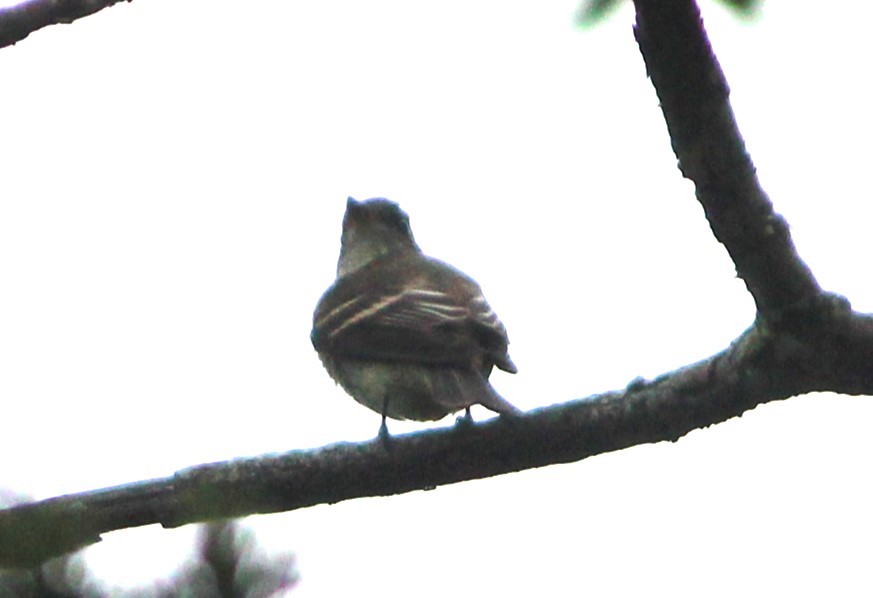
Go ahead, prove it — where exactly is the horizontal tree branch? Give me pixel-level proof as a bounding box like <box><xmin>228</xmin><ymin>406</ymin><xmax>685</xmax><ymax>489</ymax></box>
<box><xmin>0</xmin><ymin>0</ymin><xmax>130</xmax><ymax>49</ymax></box>
<box><xmin>3</xmin><ymin>306</ymin><xmax>873</xmax><ymax>567</ymax></box>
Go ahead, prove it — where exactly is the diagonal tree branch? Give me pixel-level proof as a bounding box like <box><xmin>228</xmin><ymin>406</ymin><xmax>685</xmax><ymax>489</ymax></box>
<box><xmin>0</xmin><ymin>0</ymin><xmax>130</xmax><ymax>49</ymax></box>
<box><xmin>1</xmin><ymin>0</ymin><xmax>871</xmax><ymax>568</ymax></box>
<box><xmin>633</xmin><ymin>0</ymin><xmax>821</xmax><ymax>320</ymax></box>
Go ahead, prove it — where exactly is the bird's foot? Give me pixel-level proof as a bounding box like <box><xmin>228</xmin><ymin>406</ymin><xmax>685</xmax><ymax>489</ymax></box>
<box><xmin>454</xmin><ymin>408</ymin><xmax>475</xmax><ymax>430</ymax></box>
<box><xmin>378</xmin><ymin>419</ymin><xmax>394</xmax><ymax>447</ymax></box>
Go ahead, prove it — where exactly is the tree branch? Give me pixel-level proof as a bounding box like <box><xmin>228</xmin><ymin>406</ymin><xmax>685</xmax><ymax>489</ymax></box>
<box><xmin>633</xmin><ymin>0</ymin><xmax>821</xmax><ymax>320</ymax></box>
<box><xmin>3</xmin><ymin>306</ymin><xmax>873</xmax><ymax>567</ymax></box>
<box><xmin>0</xmin><ymin>0</ymin><xmax>130</xmax><ymax>49</ymax></box>
<box><xmin>1</xmin><ymin>0</ymin><xmax>871</xmax><ymax>568</ymax></box>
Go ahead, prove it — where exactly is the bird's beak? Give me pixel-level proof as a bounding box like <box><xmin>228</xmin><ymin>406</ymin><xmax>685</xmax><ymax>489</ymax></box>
<box><xmin>343</xmin><ymin>197</ymin><xmax>362</xmax><ymax>230</ymax></box>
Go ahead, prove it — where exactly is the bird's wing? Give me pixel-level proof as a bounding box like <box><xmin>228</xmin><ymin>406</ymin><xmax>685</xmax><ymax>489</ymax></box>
<box><xmin>312</xmin><ymin>258</ymin><xmax>515</xmax><ymax>371</ymax></box>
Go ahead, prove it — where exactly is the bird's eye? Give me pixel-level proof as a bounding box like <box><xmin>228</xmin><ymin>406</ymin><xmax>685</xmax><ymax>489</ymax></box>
<box><xmin>387</xmin><ymin>209</ymin><xmax>409</xmax><ymax>233</ymax></box>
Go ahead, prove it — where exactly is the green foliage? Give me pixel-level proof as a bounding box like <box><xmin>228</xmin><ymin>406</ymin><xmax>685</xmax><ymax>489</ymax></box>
<box><xmin>576</xmin><ymin>0</ymin><xmax>763</xmax><ymax>28</ymax></box>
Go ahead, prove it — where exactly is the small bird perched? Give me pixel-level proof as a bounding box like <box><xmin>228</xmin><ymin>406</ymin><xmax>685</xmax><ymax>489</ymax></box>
<box><xmin>311</xmin><ymin>197</ymin><xmax>520</xmax><ymax>436</ymax></box>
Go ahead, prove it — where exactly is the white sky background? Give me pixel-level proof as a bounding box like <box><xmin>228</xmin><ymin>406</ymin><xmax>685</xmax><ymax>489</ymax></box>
<box><xmin>1</xmin><ymin>0</ymin><xmax>872</xmax><ymax>595</ymax></box>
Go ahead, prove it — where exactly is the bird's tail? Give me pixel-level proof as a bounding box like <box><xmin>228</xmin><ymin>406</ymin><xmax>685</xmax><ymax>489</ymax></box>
<box><xmin>431</xmin><ymin>368</ymin><xmax>521</xmax><ymax>416</ymax></box>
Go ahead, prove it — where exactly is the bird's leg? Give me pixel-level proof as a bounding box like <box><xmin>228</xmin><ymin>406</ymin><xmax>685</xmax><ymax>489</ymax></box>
<box><xmin>378</xmin><ymin>396</ymin><xmax>391</xmax><ymax>442</ymax></box>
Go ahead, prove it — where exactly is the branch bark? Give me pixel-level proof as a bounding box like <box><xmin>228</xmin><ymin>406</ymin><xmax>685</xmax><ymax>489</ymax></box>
<box><xmin>633</xmin><ymin>0</ymin><xmax>821</xmax><ymax>321</ymax></box>
<box><xmin>0</xmin><ymin>0</ymin><xmax>130</xmax><ymax>48</ymax></box>
<box><xmin>1</xmin><ymin>0</ymin><xmax>871</xmax><ymax>568</ymax></box>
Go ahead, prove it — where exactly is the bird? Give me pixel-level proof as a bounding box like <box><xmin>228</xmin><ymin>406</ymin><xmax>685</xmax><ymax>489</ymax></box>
<box><xmin>311</xmin><ymin>197</ymin><xmax>520</xmax><ymax>436</ymax></box>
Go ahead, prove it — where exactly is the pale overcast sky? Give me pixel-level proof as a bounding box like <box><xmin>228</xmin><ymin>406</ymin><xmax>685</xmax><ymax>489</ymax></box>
<box><xmin>1</xmin><ymin>1</ymin><xmax>871</xmax><ymax>596</ymax></box>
